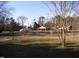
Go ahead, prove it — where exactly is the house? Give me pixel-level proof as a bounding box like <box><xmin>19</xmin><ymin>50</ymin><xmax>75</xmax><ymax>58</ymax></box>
<box><xmin>38</xmin><ymin>26</ymin><xmax>46</xmax><ymax>31</ymax></box>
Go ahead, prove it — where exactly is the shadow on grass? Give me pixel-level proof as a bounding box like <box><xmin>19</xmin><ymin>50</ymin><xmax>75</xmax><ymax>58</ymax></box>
<box><xmin>66</xmin><ymin>42</ymin><xmax>79</xmax><ymax>47</ymax></box>
<box><xmin>0</xmin><ymin>43</ymin><xmax>79</xmax><ymax>58</ymax></box>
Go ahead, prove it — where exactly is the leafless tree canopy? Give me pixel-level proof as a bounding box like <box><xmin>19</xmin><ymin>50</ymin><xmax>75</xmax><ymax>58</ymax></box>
<box><xmin>50</xmin><ymin>1</ymin><xmax>79</xmax><ymax>17</ymax></box>
<box><xmin>17</xmin><ymin>16</ymin><xmax>28</xmax><ymax>26</ymax></box>
<box><xmin>0</xmin><ymin>1</ymin><xmax>12</xmax><ymax>17</ymax></box>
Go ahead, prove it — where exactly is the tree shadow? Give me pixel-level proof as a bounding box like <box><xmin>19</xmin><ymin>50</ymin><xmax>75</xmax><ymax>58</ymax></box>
<box><xmin>66</xmin><ymin>42</ymin><xmax>79</xmax><ymax>47</ymax></box>
<box><xmin>0</xmin><ymin>43</ymin><xmax>79</xmax><ymax>58</ymax></box>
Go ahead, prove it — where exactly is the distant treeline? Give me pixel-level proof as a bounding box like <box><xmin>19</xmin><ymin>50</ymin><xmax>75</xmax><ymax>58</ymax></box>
<box><xmin>0</xmin><ymin>16</ymin><xmax>23</xmax><ymax>32</ymax></box>
<box><xmin>32</xmin><ymin>15</ymin><xmax>79</xmax><ymax>30</ymax></box>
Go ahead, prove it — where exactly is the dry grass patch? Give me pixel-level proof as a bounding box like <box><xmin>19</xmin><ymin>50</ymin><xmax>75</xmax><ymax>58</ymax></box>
<box><xmin>13</xmin><ymin>36</ymin><xmax>60</xmax><ymax>45</ymax></box>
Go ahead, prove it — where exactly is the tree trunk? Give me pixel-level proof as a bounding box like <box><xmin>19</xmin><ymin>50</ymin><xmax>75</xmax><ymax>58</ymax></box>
<box><xmin>61</xmin><ymin>18</ymin><xmax>66</xmax><ymax>47</ymax></box>
<box><xmin>61</xmin><ymin>29</ymin><xmax>65</xmax><ymax>47</ymax></box>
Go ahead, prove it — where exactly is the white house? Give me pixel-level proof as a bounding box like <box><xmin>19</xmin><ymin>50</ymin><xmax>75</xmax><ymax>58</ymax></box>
<box><xmin>38</xmin><ymin>26</ymin><xmax>46</xmax><ymax>30</ymax></box>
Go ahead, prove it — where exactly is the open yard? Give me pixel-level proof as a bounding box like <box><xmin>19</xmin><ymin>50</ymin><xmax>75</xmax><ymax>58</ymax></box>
<box><xmin>0</xmin><ymin>35</ymin><xmax>79</xmax><ymax>57</ymax></box>
<box><xmin>1</xmin><ymin>35</ymin><xmax>79</xmax><ymax>47</ymax></box>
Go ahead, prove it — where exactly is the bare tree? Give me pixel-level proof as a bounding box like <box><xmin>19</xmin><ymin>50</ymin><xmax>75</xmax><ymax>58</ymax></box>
<box><xmin>17</xmin><ymin>16</ymin><xmax>28</xmax><ymax>27</ymax></box>
<box><xmin>0</xmin><ymin>1</ymin><xmax>13</xmax><ymax>32</ymax></box>
<box><xmin>50</xmin><ymin>1</ymin><xmax>79</xmax><ymax>47</ymax></box>
<box><xmin>0</xmin><ymin>1</ymin><xmax>12</xmax><ymax>17</ymax></box>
